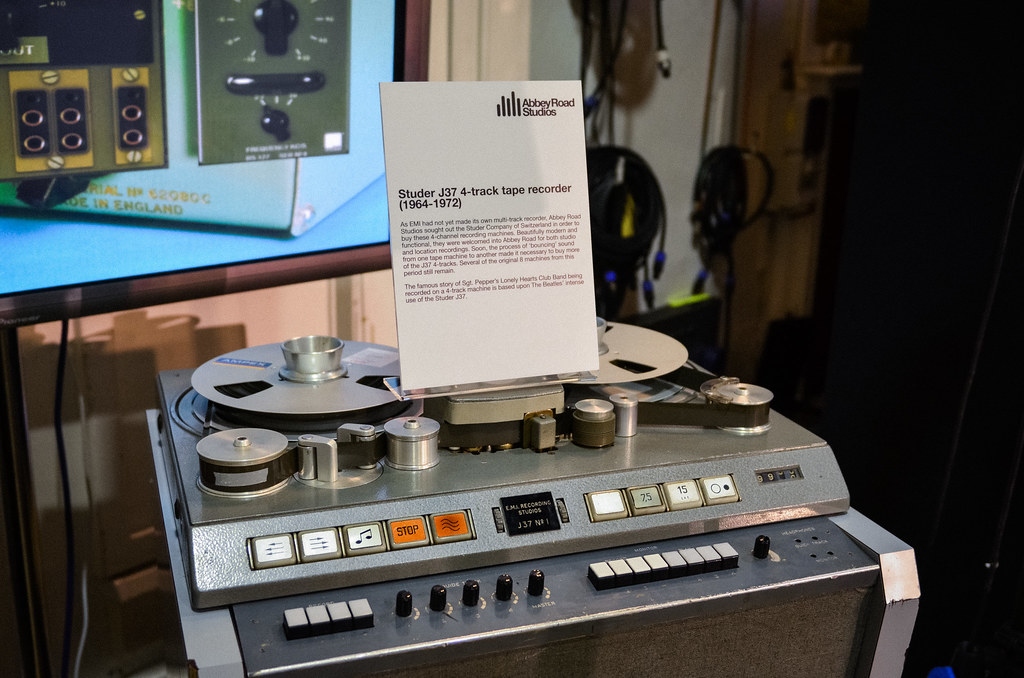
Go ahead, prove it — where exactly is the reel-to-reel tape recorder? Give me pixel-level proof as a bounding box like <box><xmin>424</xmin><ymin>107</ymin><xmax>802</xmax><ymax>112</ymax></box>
<box><xmin>149</xmin><ymin>324</ymin><xmax>919</xmax><ymax>676</ymax></box>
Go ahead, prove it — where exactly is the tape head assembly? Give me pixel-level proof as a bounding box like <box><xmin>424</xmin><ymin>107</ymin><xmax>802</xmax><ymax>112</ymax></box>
<box><xmin>176</xmin><ymin>326</ymin><xmax>771</xmax><ymax>498</ymax></box>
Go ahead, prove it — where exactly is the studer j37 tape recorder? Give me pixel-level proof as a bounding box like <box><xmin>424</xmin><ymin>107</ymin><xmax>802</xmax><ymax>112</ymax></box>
<box><xmin>149</xmin><ymin>322</ymin><xmax>919</xmax><ymax>677</ymax></box>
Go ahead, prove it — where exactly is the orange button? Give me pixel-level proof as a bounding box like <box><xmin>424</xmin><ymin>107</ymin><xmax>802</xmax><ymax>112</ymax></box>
<box><xmin>388</xmin><ymin>517</ymin><xmax>429</xmax><ymax>549</ymax></box>
<box><xmin>431</xmin><ymin>511</ymin><xmax>473</xmax><ymax>543</ymax></box>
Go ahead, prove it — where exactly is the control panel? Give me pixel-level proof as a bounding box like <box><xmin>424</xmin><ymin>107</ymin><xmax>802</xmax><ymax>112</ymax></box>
<box><xmin>0</xmin><ymin>1</ymin><xmax>166</xmax><ymax>182</ymax></box>
<box><xmin>195</xmin><ymin>0</ymin><xmax>351</xmax><ymax>165</ymax></box>
<box><xmin>231</xmin><ymin>518</ymin><xmax>880</xmax><ymax>676</ymax></box>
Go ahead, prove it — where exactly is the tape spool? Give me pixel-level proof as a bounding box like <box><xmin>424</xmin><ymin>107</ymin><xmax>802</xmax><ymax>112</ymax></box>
<box><xmin>189</xmin><ymin>335</ymin><xmax>413</xmax><ymax>432</ymax></box>
<box><xmin>592</xmin><ymin>321</ymin><xmax>689</xmax><ymax>384</ymax></box>
<box><xmin>196</xmin><ymin>428</ymin><xmax>294</xmax><ymax>497</ymax></box>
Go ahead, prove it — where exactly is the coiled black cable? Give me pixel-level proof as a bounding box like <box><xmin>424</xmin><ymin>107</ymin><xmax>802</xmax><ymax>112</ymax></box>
<box><xmin>587</xmin><ymin>145</ymin><xmax>667</xmax><ymax>319</ymax></box>
<box><xmin>690</xmin><ymin>145</ymin><xmax>773</xmax><ymax>265</ymax></box>
<box><xmin>690</xmin><ymin>145</ymin><xmax>773</xmax><ymax>364</ymax></box>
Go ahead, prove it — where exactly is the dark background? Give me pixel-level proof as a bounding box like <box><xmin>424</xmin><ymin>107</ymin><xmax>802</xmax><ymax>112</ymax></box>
<box><xmin>820</xmin><ymin>2</ymin><xmax>1024</xmax><ymax>675</ymax></box>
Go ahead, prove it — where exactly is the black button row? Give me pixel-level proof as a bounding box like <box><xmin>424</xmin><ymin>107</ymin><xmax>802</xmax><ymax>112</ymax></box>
<box><xmin>283</xmin><ymin>598</ymin><xmax>373</xmax><ymax>640</ymax></box>
<box><xmin>588</xmin><ymin>542</ymin><xmax>739</xmax><ymax>590</ymax></box>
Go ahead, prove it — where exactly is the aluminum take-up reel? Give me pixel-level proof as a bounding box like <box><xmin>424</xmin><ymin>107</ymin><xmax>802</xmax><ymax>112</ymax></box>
<box><xmin>634</xmin><ymin>376</ymin><xmax>774</xmax><ymax>435</ymax></box>
<box><xmin>566</xmin><ymin>375</ymin><xmax>772</xmax><ymax>446</ymax></box>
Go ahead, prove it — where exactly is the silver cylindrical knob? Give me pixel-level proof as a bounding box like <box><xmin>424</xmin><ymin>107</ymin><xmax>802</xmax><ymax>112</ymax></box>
<box><xmin>610</xmin><ymin>393</ymin><xmax>638</xmax><ymax>437</ymax></box>
<box><xmin>384</xmin><ymin>417</ymin><xmax>440</xmax><ymax>470</ymax></box>
<box><xmin>279</xmin><ymin>335</ymin><xmax>346</xmax><ymax>382</ymax></box>
<box><xmin>572</xmin><ymin>399</ymin><xmax>615</xmax><ymax>448</ymax></box>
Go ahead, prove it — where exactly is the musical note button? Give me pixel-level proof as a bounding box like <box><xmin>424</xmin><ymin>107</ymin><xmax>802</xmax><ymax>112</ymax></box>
<box><xmin>342</xmin><ymin>522</ymin><xmax>386</xmax><ymax>556</ymax></box>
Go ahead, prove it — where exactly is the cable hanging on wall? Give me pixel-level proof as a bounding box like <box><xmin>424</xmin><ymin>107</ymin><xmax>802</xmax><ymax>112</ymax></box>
<box><xmin>578</xmin><ymin>0</ymin><xmax>670</xmax><ymax>320</ymax></box>
<box><xmin>689</xmin><ymin>145</ymin><xmax>773</xmax><ymax>363</ymax></box>
<box><xmin>587</xmin><ymin>145</ymin><xmax>667</xmax><ymax>320</ymax></box>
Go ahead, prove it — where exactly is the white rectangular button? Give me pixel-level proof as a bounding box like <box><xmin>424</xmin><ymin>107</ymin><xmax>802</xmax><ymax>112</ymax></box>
<box><xmin>626</xmin><ymin>485</ymin><xmax>666</xmax><ymax>515</ymax></box>
<box><xmin>585</xmin><ymin>490</ymin><xmax>629</xmax><ymax>521</ymax></box>
<box><xmin>250</xmin><ymin>535</ymin><xmax>296</xmax><ymax>569</ymax></box>
<box><xmin>298</xmin><ymin>528</ymin><xmax>342</xmax><ymax>562</ymax></box>
<box><xmin>662</xmin><ymin>480</ymin><xmax>703</xmax><ymax>510</ymax></box>
<box><xmin>699</xmin><ymin>475</ymin><xmax>740</xmax><ymax>505</ymax></box>
<box><xmin>342</xmin><ymin>523</ymin><xmax>387</xmax><ymax>556</ymax></box>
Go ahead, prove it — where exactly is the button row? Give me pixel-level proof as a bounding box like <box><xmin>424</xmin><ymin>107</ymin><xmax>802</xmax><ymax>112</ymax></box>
<box><xmin>249</xmin><ymin>510</ymin><xmax>474</xmax><ymax>570</ymax></box>
<box><xmin>585</xmin><ymin>474</ymin><xmax>739</xmax><ymax>523</ymax></box>
<box><xmin>587</xmin><ymin>541</ymin><xmax>740</xmax><ymax>590</ymax></box>
<box><xmin>283</xmin><ymin>598</ymin><xmax>373</xmax><ymax>640</ymax></box>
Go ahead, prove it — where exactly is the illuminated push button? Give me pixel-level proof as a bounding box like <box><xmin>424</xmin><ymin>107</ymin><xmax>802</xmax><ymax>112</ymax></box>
<box><xmin>297</xmin><ymin>528</ymin><xmax>341</xmax><ymax>562</ymax></box>
<box><xmin>699</xmin><ymin>474</ymin><xmax>740</xmax><ymax>505</ymax></box>
<box><xmin>626</xmin><ymin>485</ymin><xmax>666</xmax><ymax>516</ymax></box>
<box><xmin>387</xmin><ymin>517</ymin><xmax>430</xmax><ymax>550</ymax></box>
<box><xmin>250</xmin><ymin>534</ymin><xmax>296</xmax><ymax>569</ymax></box>
<box><xmin>662</xmin><ymin>480</ymin><xmax>703</xmax><ymax>511</ymax></box>
<box><xmin>429</xmin><ymin>510</ymin><xmax>474</xmax><ymax>544</ymax></box>
<box><xmin>585</xmin><ymin>489</ymin><xmax>629</xmax><ymax>522</ymax></box>
<box><xmin>342</xmin><ymin>522</ymin><xmax>386</xmax><ymax>556</ymax></box>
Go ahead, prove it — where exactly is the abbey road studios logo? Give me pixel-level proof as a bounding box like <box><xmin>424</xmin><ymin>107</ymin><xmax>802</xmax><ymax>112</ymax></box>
<box><xmin>496</xmin><ymin>90</ymin><xmax>577</xmax><ymax>118</ymax></box>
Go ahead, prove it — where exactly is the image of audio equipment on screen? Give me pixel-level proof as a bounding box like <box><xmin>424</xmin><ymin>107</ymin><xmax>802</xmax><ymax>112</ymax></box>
<box><xmin>0</xmin><ymin>0</ymin><xmax>390</xmax><ymax>235</ymax></box>
<box><xmin>196</xmin><ymin>0</ymin><xmax>351</xmax><ymax>166</ymax></box>
<box><xmin>0</xmin><ymin>1</ymin><xmax>167</xmax><ymax>182</ymax></box>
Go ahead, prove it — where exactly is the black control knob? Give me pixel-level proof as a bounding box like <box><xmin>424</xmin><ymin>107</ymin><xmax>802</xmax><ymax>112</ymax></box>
<box><xmin>395</xmin><ymin>590</ymin><xmax>413</xmax><ymax>617</ymax></box>
<box><xmin>527</xmin><ymin>569</ymin><xmax>545</xmax><ymax>596</ymax></box>
<box><xmin>261</xmin><ymin>106</ymin><xmax>291</xmax><ymax>142</ymax></box>
<box><xmin>496</xmin><ymin>574</ymin><xmax>514</xmax><ymax>601</ymax></box>
<box><xmin>429</xmin><ymin>584</ymin><xmax>447</xmax><ymax>612</ymax></box>
<box><xmin>462</xmin><ymin>580</ymin><xmax>480</xmax><ymax>607</ymax></box>
<box><xmin>253</xmin><ymin>0</ymin><xmax>298</xmax><ymax>56</ymax></box>
<box><xmin>753</xmin><ymin>534</ymin><xmax>771</xmax><ymax>559</ymax></box>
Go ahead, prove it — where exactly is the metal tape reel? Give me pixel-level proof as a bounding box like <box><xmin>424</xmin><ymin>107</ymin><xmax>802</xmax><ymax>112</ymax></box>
<box><xmin>592</xmin><ymin>322</ymin><xmax>689</xmax><ymax>384</ymax></box>
<box><xmin>191</xmin><ymin>337</ymin><xmax>404</xmax><ymax>420</ymax></box>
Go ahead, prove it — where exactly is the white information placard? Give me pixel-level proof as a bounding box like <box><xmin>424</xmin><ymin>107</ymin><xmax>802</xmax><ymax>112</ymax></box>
<box><xmin>380</xmin><ymin>81</ymin><xmax>598</xmax><ymax>394</ymax></box>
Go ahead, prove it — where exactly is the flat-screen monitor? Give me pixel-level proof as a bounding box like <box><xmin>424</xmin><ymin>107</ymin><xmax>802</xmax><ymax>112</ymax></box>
<box><xmin>0</xmin><ymin>0</ymin><xmax>427</xmax><ymax>329</ymax></box>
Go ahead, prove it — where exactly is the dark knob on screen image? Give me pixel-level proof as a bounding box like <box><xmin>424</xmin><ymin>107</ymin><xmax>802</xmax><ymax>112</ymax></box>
<box><xmin>754</xmin><ymin>534</ymin><xmax>771</xmax><ymax>559</ymax></box>
<box><xmin>462</xmin><ymin>580</ymin><xmax>480</xmax><ymax>607</ymax></box>
<box><xmin>261</xmin><ymin>106</ymin><xmax>290</xmax><ymax>141</ymax></box>
<box><xmin>429</xmin><ymin>584</ymin><xmax>447</xmax><ymax>612</ymax></box>
<box><xmin>395</xmin><ymin>590</ymin><xmax>413</xmax><ymax>617</ymax></box>
<box><xmin>527</xmin><ymin>569</ymin><xmax>545</xmax><ymax>596</ymax></box>
<box><xmin>254</xmin><ymin>0</ymin><xmax>298</xmax><ymax>55</ymax></box>
<box><xmin>496</xmin><ymin>573</ymin><xmax>514</xmax><ymax>601</ymax></box>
